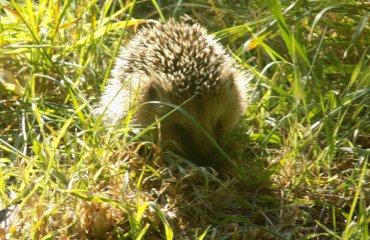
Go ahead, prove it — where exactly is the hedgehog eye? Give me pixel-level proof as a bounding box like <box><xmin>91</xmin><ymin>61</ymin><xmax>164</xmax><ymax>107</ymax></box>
<box><xmin>171</xmin><ymin>123</ymin><xmax>192</xmax><ymax>144</ymax></box>
<box><xmin>172</xmin><ymin>123</ymin><xmax>188</xmax><ymax>137</ymax></box>
<box><xmin>215</xmin><ymin>119</ymin><xmax>223</xmax><ymax>130</ymax></box>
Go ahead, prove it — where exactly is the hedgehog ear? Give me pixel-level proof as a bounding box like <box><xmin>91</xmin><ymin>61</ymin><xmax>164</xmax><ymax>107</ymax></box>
<box><xmin>148</xmin><ymin>83</ymin><xmax>159</xmax><ymax>100</ymax></box>
<box><xmin>219</xmin><ymin>69</ymin><xmax>236</xmax><ymax>91</ymax></box>
<box><xmin>225</xmin><ymin>78</ymin><xmax>235</xmax><ymax>90</ymax></box>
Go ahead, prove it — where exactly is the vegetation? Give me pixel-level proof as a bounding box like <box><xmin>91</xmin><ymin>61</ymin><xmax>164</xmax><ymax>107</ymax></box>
<box><xmin>0</xmin><ymin>0</ymin><xmax>369</xmax><ymax>239</ymax></box>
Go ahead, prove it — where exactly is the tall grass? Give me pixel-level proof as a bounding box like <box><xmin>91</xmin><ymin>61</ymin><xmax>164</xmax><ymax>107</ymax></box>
<box><xmin>0</xmin><ymin>0</ymin><xmax>369</xmax><ymax>239</ymax></box>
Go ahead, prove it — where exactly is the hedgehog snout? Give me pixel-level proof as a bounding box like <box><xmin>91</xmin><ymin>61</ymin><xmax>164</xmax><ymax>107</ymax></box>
<box><xmin>161</xmin><ymin>121</ymin><xmax>225</xmax><ymax>167</ymax></box>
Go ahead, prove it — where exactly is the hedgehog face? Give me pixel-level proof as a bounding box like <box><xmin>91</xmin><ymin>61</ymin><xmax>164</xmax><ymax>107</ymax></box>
<box><xmin>148</xmin><ymin>75</ymin><xmax>244</xmax><ymax>167</ymax></box>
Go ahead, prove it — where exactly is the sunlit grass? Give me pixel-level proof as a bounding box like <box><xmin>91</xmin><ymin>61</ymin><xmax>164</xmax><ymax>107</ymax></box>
<box><xmin>1</xmin><ymin>0</ymin><xmax>369</xmax><ymax>239</ymax></box>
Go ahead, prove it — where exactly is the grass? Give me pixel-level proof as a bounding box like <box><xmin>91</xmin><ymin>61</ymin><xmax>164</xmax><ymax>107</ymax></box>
<box><xmin>0</xmin><ymin>0</ymin><xmax>369</xmax><ymax>239</ymax></box>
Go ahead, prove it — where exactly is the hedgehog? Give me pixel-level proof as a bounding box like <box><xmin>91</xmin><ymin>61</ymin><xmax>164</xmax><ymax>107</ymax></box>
<box><xmin>96</xmin><ymin>20</ymin><xmax>248</xmax><ymax>166</ymax></box>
